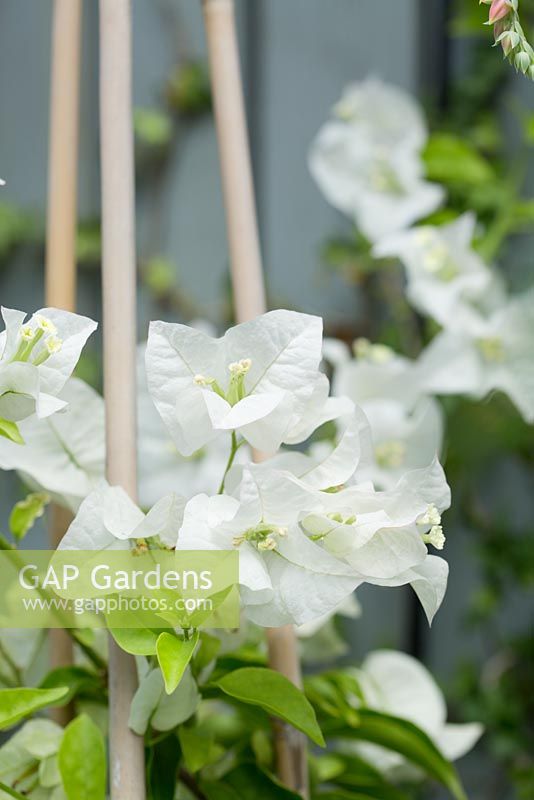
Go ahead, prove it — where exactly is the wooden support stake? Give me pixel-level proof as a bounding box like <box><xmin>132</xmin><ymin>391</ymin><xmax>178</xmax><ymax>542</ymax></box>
<box><xmin>99</xmin><ymin>2</ymin><xmax>146</xmax><ymax>797</ymax></box>
<box><xmin>45</xmin><ymin>0</ymin><xmax>82</xmax><ymax>726</ymax></box>
<box><xmin>201</xmin><ymin>1</ymin><xmax>308</xmax><ymax>795</ymax></box>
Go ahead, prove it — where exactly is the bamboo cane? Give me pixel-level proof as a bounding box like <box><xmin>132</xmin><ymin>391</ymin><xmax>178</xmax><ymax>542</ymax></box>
<box><xmin>99</xmin><ymin>2</ymin><xmax>146</xmax><ymax>798</ymax></box>
<box><xmin>45</xmin><ymin>0</ymin><xmax>82</xmax><ymax>726</ymax></box>
<box><xmin>201</xmin><ymin>1</ymin><xmax>308</xmax><ymax>795</ymax></box>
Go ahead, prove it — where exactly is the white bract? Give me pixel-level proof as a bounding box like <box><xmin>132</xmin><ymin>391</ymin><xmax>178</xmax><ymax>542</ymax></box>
<box><xmin>0</xmin><ymin>307</ymin><xmax>97</xmax><ymax>423</ymax></box>
<box><xmin>0</xmin><ymin>378</ymin><xmax>105</xmax><ymax>512</ymax></box>
<box><xmin>173</xmin><ymin>406</ymin><xmax>451</xmax><ymax>627</ymax></box>
<box><xmin>145</xmin><ymin>310</ymin><xmax>341</xmax><ymax>455</ymax></box>
<box><xmin>309</xmin><ymin>79</ymin><xmax>444</xmax><ymax>243</ymax></box>
<box><xmin>417</xmin><ymin>289</ymin><xmax>534</xmax><ymax>422</ymax></box>
<box><xmin>331</xmin><ymin>77</ymin><xmax>428</xmax><ymax>151</ymax></box>
<box><xmin>137</xmin><ymin>344</ymin><xmax>249</xmax><ymax>507</ymax></box>
<box><xmin>348</xmin><ymin>649</ymin><xmax>483</xmax><ymax>774</ymax></box>
<box><xmin>175</xmin><ymin>469</ymin><xmax>360</xmax><ymax>628</ymax></box>
<box><xmin>58</xmin><ymin>481</ymin><xmax>185</xmax><ymax>552</ymax></box>
<box><xmin>374</xmin><ymin>213</ymin><xmax>501</xmax><ymax>324</ymax></box>
<box><xmin>330</xmin><ymin>340</ymin><xmax>443</xmax><ymax>488</ymax></box>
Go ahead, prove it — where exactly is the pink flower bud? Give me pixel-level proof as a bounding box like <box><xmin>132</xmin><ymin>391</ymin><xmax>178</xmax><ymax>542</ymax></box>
<box><xmin>488</xmin><ymin>0</ymin><xmax>512</xmax><ymax>24</ymax></box>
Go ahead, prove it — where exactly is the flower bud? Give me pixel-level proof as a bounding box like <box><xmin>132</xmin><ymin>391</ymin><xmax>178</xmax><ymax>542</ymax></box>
<box><xmin>488</xmin><ymin>0</ymin><xmax>512</xmax><ymax>24</ymax></box>
<box><xmin>515</xmin><ymin>50</ymin><xmax>531</xmax><ymax>73</ymax></box>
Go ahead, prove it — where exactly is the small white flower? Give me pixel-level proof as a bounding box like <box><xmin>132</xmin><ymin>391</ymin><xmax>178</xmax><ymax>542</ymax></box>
<box><xmin>35</xmin><ymin>314</ymin><xmax>58</xmax><ymax>335</ymax></box>
<box><xmin>417</xmin><ymin>503</ymin><xmax>442</xmax><ymax>528</ymax></box>
<box><xmin>417</xmin><ymin>289</ymin><xmax>534</xmax><ymax>422</ymax></box>
<box><xmin>308</xmin><ymin>79</ymin><xmax>444</xmax><ymax>244</ymax></box>
<box><xmin>0</xmin><ymin>306</ymin><xmax>97</xmax><ymax>423</ymax></box>
<box><xmin>331</xmin><ymin>344</ymin><xmax>444</xmax><ymax>489</ymax></box>
<box><xmin>424</xmin><ymin>524</ymin><xmax>446</xmax><ymax>550</ymax></box>
<box><xmin>374</xmin><ymin>214</ymin><xmax>503</xmax><ymax>324</ymax></box>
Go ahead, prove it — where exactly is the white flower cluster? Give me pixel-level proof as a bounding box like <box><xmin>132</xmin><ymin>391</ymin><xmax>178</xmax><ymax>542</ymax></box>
<box><xmin>309</xmin><ymin>77</ymin><xmax>444</xmax><ymax>244</ymax></box>
<box><xmin>0</xmin><ymin>306</ymin><xmax>453</xmax><ymax>630</ymax></box>
<box><xmin>311</xmin><ymin>78</ymin><xmax>534</xmax><ymax>424</ymax></box>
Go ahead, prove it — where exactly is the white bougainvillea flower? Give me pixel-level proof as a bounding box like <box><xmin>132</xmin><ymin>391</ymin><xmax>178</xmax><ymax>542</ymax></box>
<box><xmin>0</xmin><ymin>306</ymin><xmax>97</xmax><ymax>422</ymax></box>
<box><xmin>184</xmin><ymin>447</ymin><xmax>450</xmax><ymax>625</ymax></box>
<box><xmin>374</xmin><ymin>214</ymin><xmax>502</xmax><ymax>324</ymax></box>
<box><xmin>137</xmin><ymin>344</ymin><xmax>249</xmax><ymax>507</ymax></box>
<box><xmin>303</xmin><ymin>459</ymin><xmax>450</xmax><ymax>575</ymax></box>
<box><xmin>347</xmin><ymin>649</ymin><xmax>483</xmax><ymax>774</ymax></box>
<box><xmin>0</xmin><ymin>378</ymin><xmax>105</xmax><ymax>512</ymax></box>
<box><xmin>175</xmin><ymin>471</ymin><xmax>361</xmax><ymax>628</ymax></box>
<box><xmin>329</xmin><ymin>341</ymin><xmax>443</xmax><ymax>488</ymax></box>
<box><xmin>331</xmin><ymin>77</ymin><xmax>429</xmax><ymax>152</ymax></box>
<box><xmin>59</xmin><ymin>481</ymin><xmax>185</xmax><ymax>551</ymax></box>
<box><xmin>309</xmin><ymin>123</ymin><xmax>444</xmax><ymax>244</ymax></box>
<box><xmin>417</xmin><ymin>289</ymin><xmax>534</xmax><ymax>422</ymax></box>
<box><xmin>146</xmin><ymin>310</ymin><xmax>334</xmax><ymax>455</ymax></box>
<box><xmin>230</xmin><ymin>409</ymin><xmax>450</xmax><ymax>623</ymax></box>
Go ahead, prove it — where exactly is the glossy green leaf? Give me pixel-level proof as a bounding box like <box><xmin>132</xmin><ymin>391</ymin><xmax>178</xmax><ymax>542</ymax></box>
<box><xmin>109</xmin><ymin>627</ymin><xmax>159</xmax><ymax>656</ymax></box>
<box><xmin>0</xmin><ymin>687</ymin><xmax>68</xmax><ymax>730</ymax></box>
<box><xmin>156</xmin><ymin>631</ymin><xmax>199</xmax><ymax>694</ymax></box>
<box><xmin>39</xmin><ymin>666</ymin><xmax>103</xmax><ymax>705</ymax></box>
<box><xmin>58</xmin><ymin>714</ymin><xmax>106</xmax><ymax>800</ymax></box>
<box><xmin>178</xmin><ymin>725</ymin><xmax>224</xmax><ymax>773</ymax></box>
<box><xmin>9</xmin><ymin>492</ymin><xmax>49</xmax><ymax>541</ymax></box>
<box><xmin>216</xmin><ymin>667</ymin><xmax>325</xmax><ymax>747</ymax></box>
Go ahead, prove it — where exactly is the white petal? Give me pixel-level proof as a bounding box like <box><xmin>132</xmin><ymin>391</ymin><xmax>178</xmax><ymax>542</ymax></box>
<box><xmin>438</xmin><ymin>722</ymin><xmax>484</xmax><ymax>761</ymax></box>
<box><xmin>361</xmin><ymin>649</ymin><xmax>447</xmax><ymax>730</ymax></box>
<box><xmin>0</xmin><ymin>378</ymin><xmax>105</xmax><ymax>511</ymax></box>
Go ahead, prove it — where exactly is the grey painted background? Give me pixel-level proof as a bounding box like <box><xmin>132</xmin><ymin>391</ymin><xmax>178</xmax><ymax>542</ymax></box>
<box><xmin>0</xmin><ymin>2</ymin><xmax>529</xmax><ymax>797</ymax></box>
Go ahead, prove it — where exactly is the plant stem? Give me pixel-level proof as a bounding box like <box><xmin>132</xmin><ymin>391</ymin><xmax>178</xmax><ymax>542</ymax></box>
<box><xmin>217</xmin><ymin>430</ymin><xmax>240</xmax><ymax>494</ymax></box>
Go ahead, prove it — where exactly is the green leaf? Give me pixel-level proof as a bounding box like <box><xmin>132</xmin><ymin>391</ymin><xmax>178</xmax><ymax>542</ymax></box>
<box><xmin>9</xmin><ymin>492</ymin><xmax>49</xmax><ymax>541</ymax></box>
<box><xmin>201</xmin><ymin>763</ymin><xmax>302</xmax><ymax>800</ymax></box>
<box><xmin>148</xmin><ymin>735</ymin><xmax>180</xmax><ymax>800</ymax></box>
<box><xmin>332</xmin><ymin>709</ymin><xmax>467</xmax><ymax>800</ymax></box>
<box><xmin>0</xmin><ymin>686</ymin><xmax>68</xmax><ymax>730</ymax></box>
<box><xmin>58</xmin><ymin>714</ymin><xmax>106</xmax><ymax>800</ymax></box>
<box><xmin>216</xmin><ymin>667</ymin><xmax>325</xmax><ymax>747</ymax></box>
<box><xmin>178</xmin><ymin>725</ymin><xmax>224</xmax><ymax>773</ymax></box>
<box><xmin>156</xmin><ymin>631</ymin><xmax>199</xmax><ymax>694</ymax></box>
<box><xmin>39</xmin><ymin>666</ymin><xmax>103</xmax><ymax>705</ymax></box>
<box><xmin>129</xmin><ymin>668</ymin><xmax>199</xmax><ymax>735</ymax></box>
<box><xmin>109</xmin><ymin>627</ymin><xmax>159</xmax><ymax>655</ymax></box>
<box><xmin>193</xmin><ymin>632</ymin><xmax>221</xmax><ymax>673</ymax></box>
<box><xmin>0</xmin><ymin>534</ymin><xmax>14</xmax><ymax>550</ymax></box>
<box><xmin>0</xmin><ymin>419</ymin><xmax>24</xmax><ymax>445</ymax></box>
<box><xmin>423</xmin><ymin>133</ymin><xmax>494</xmax><ymax>187</ymax></box>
